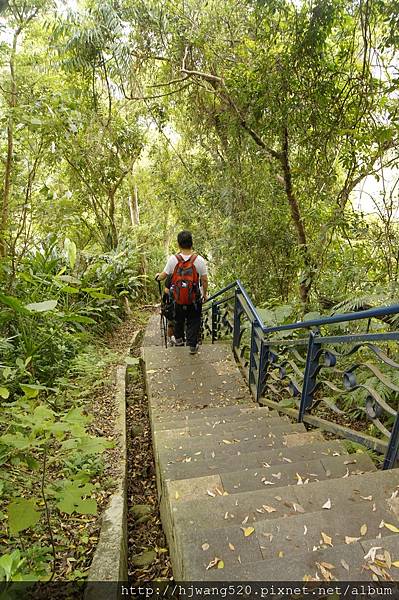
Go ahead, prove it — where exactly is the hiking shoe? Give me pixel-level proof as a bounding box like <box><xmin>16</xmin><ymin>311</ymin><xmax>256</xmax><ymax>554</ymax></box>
<box><xmin>189</xmin><ymin>345</ymin><xmax>199</xmax><ymax>355</ymax></box>
<box><xmin>174</xmin><ymin>338</ymin><xmax>184</xmax><ymax>347</ymax></box>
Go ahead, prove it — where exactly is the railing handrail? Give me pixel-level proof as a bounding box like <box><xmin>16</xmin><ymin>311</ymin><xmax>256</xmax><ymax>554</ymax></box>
<box><xmin>205</xmin><ymin>279</ymin><xmax>399</xmax><ymax>333</ymax></box>
<box><xmin>263</xmin><ymin>303</ymin><xmax>399</xmax><ymax>333</ymax></box>
<box><xmin>204</xmin><ymin>281</ymin><xmax>237</xmax><ymax>304</ymax></box>
<box><xmin>202</xmin><ymin>280</ymin><xmax>399</xmax><ymax>470</ymax></box>
<box><xmin>236</xmin><ymin>279</ymin><xmax>266</xmax><ymax>329</ymax></box>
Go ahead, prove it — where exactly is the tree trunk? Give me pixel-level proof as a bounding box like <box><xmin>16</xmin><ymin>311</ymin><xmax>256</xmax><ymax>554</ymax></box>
<box><xmin>280</xmin><ymin>126</ymin><xmax>313</xmax><ymax>307</ymax></box>
<box><xmin>107</xmin><ymin>190</ymin><xmax>119</xmax><ymax>250</ymax></box>
<box><xmin>0</xmin><ymin>29</ymin><xmax>19</xmax><ymax>258</ymax></box>
<box><xmin>133</xmin><ymin>185</ymin><xmax>140</xmax><ymax>225</ymax></box>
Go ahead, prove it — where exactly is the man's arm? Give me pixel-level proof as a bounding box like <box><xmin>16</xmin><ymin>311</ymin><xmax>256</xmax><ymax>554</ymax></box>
<box><xmin>155</xmin><ymin>271</ymin><xmax>168</xmax><ymax>281</ymax></box>
<box><xmin>201</xmin><ymin>274</ymin><xmax>208</xmax><ymax>302</ymax></box>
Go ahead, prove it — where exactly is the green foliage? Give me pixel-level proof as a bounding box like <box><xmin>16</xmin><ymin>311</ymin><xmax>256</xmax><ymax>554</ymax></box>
<box><xmin>1</xmin><ymin>0</ymin><xmax>399</xmax><ymax>582</ymax></box>
<box><xmin>52</xmin><ymin>481</ymin><xmax>97</xmax><ymax>515</ymax></box>
<box><xmin>0</xmin><ymin>298</ymin><xmax>119</xmax><ymax>579</ymax></box>
<box><xmin>7</xmin><ymin>499</ymin><xmax>41</xmax><ymax>535</ymax></box>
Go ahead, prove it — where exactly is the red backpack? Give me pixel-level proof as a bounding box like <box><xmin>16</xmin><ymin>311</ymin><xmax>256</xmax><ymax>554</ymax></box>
<box><xmin>170</xmin><ymin>254</ymin><xmax>200</xmax><ymax>305</ymax></box>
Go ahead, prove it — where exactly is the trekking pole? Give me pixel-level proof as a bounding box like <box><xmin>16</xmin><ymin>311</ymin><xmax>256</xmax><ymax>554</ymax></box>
<box><xmin>155</xmin><ymin>275</ymin><xmax>168</xmax><ymax>347</ymax></box>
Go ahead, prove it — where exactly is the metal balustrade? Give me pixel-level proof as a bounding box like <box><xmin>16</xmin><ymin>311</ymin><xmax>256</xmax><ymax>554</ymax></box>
<box><xmin>202</xmin><ymin>280</ymin><xmax>399</xmax><ymax>470</ymax></box>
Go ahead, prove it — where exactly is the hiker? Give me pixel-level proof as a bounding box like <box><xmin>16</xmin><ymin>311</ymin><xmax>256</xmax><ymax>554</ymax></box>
<box><xmin>156</xmin><ymin>230</ymin><xmax>208</xmax><ymax>354</ymax></box>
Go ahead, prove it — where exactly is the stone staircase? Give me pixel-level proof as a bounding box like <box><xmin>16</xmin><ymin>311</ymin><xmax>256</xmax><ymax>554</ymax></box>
<box><xmin>142</xmin><ymin>315</ymin><xmax>399</xmax><ymax>582</ymax></box>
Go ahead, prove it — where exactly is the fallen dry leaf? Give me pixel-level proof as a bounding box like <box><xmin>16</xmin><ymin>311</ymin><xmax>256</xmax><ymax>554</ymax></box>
<box><xmin>228</xmin><ymin>543</ymin><xmax>235</xmax><ymax>551</ymax></box>
<box><xmin>321</xmin><ymin>532</ymin><xmax>333</xmax><ymax>546</ymax></box>
<box><xmin>360</xmin><ymin>524</ymin><xmax>368</xmax><ymax>536</ymax></box>
<box><xmin>304</xmin><ymin>525</ymin><xmax>308</xmax><ymax>535</ymax></box>
<box><xmin>317</xmin><ymin>562</ymin><xmax>334</xmax><ymax>581</ymax></box>
<box><xmin>207</xmin><ymin>490</ymin><xmax>216</xmax><ymax>498</ymax></box>
<box><xmin>278</xmin><ymin>551</ymin><xmax>284</xmax><ymax>557</ymax></box>
<box><xmin>322</xmin><ymin>499</ymin><xmax>332</xmax><ymax>510</ymax></box>
<box><xmin>222</xmin><ymin>440</ymin><xmax>232</xmax><ymax>445</ymax></box>
<box><xmin>384</xmin><ymin>522</ymin><xmax>399</xmax><ymax>533</ymax></box>
<box><xmin>320</xmin><ymin>561</ymin><xmax>335</xmax><ymax>570</ymax></box>
<box><xmin>217</xmin><ymin>560</ymin><xmax>225</xmax><ymax>569</ymax></box>
<box><xmin>206</xmin><ymin>557</ymin><xmax>220</xmax><ymax>570</ymax></box>
<box><xmin>384</xmin><ymin>550</ymin><xmax>392</xmax><ymax>569</ymax></box>
<box><xmin>242</xmin><ymin>526</ymin><xmax>255</xmax><ymax>537</ymax></box>
<box><xmin>368</xmin><ymin>563</ymin><xmax>384</xmax><ymax>578</ymax></box>
<box><xmin>360</xmin><ymin>495</ymin><xmax>372</xmax><ymax>501</ymax></box>
<box><xmin>242</xmin><ymin>515</ymin><xmax>249</xmax><ymax>525</ymax></box>
<box><xmin>364</xmin><ymin>546</ymin><xmax>381</xmax><ymax>562</ymax></box>
<box><xmin>202</xmin><ymin>543</ymin><xmax>210</xmax><ymax>551</ymax></box>
<box><xmin>345</xmin><ymin>536</ymin><xmax>361</xmax><ymax>544</ymax></box>
<box><xmin>262</xmin><ymin>505</ymin><xmax>276</xmax><ymax>513</ymax></box>
<box><xmin>293</xmin><ymin>503</ymin><xmax>305</xmax><ymax>513</ymax></box>
<box><xmin>341</xmin><ymin>559</ymin><xmax>350</xmax><ymax>571</ymax></box>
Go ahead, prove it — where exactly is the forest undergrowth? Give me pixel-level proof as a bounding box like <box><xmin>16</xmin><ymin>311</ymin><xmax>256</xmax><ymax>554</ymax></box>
<box><xmin>0</xmin><ymin>307</ymin><xmax>149</xmax><ymax>588</ymax></box>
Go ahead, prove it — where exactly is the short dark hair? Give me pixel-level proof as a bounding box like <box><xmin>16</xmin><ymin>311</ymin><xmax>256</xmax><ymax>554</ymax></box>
<box><xmin>177</xmin><ymin>230</ymin><xmax>193</xmax><ymax>249</ymax></box>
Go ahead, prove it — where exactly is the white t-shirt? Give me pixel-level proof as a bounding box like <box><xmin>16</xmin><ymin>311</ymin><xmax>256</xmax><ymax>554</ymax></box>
<box><xmin>163</xmin><ymin>253</ymin><xmax>208</xmax><ymax>277</ymax></box>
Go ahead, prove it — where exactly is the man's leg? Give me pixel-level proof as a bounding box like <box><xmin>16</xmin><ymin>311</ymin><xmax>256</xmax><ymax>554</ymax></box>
<box><xmin>186</xmin><ymin>303</ymin><xmax>202</xmax><ymax>349</ymax></box>
<box><xmin>173</xmin><ymin>305</ymin><xmax>185</xmax><ymax>345</ymax></box>
<box><xmin>167</xmin><ymin>320</ymin><xmax>175</xmax><ymax>345</ymax></box>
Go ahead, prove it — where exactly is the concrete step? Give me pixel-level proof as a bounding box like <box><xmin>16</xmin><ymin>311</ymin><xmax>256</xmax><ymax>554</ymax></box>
<box><xmin>157</xmin><ymin>432</ymin><xmax>323</xmax><ymax>470</ymax></box>
<box><xmin>170</xmin><ymin>457</ymin><xmax>386</xmax><ymax>539</ymax></box>
<box><xmin>152</xmin><ymin>404</ymin><xmax>260</xmax><ymax>427</ymax></box>
<box><xmin>156</xmin><ymin>428</ymin><xmax>324</xmax><ymax>467</ymax></box>
<box><xmin>153</xmin><ymin>407</ymin><xmax>284</xmax><ymax>432</ymax></box>
<box><xmin>176</xmin><ymin>477</ymin><xmax>399</xmax><ymax>579</ymax></box>
<box><xmin>214</xmin><ymin>453</ymin><xmax>375</xmax><ymax>496</ymax></box>
<box><xmin>155</xmin><ymin>417</ymin><xmax>292</xmax><ymax>446</ymax></box>
<box><xmin>156</xmin><ymin>422</ymin><xmax>307</xmax><ymax>454</ymax></box>
<box><xmin>149</xmin><ymin>374</ymin><xmax>248</xmax><ymax>402</ymax></box>
<box><xmin>161</xmin><ymin>440</ymin><xmax>349</xmax><ymax>482</ymax></box>
<box><xmin>162</xmin><ymin>454</ymin><xmax>376</xmax><ymax>549</ymax></box>
<box><xmin>143</xmin><ymin>343</ymin><xmax>240</xmax><ymax>369</ymax></box>
<box><xmin>185</xmin><ymin>415</ymin><xmax>289</xmax><ymax>437</ymax></box>
<box><xmin>188</xmin><ymin>536</ymin><xmax>399</xmax><ymax>581</ymax></box>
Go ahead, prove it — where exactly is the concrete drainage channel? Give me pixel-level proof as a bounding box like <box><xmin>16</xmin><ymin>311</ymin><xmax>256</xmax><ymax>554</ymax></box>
<box><xmin>85</xmin><ymin>333</ymin><xmax>138</xmax><ymax>600</ymax></box>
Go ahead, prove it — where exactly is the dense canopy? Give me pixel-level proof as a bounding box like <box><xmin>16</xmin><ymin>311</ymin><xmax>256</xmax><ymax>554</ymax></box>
<box><xmin>0</xmin><ymin>0</ymin><xmax>399</xmax><ymax>582</ymax></box>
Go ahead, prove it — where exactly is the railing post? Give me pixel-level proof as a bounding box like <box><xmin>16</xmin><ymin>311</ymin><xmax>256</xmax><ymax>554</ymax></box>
<box><xmin>249</xmin><ymin>322</ymin><xmax>257</xmax><ymax>393</ymax></box>
<box><xmin>298</xmin><ymin>330</ymin><xmax>321</xmax><ymax>422</ymax></box>
<box><xmin>383</xmin><ymin>412</ymin><xmax>399</xmax><ymax>470</ymax></box>
<box><xmin>211</xmin><ymin>302</ymin><xmax>218</xmax><ymax>344</ymax></box>
<box><xmin>256</xmin><ymin>340</ymin><xmax>269</xmax><ymax>403</ymax></box>
<box><xmin>233</xmin><ymin>289</ymin><xmax>241</xmax><ymax>351</ymax></box>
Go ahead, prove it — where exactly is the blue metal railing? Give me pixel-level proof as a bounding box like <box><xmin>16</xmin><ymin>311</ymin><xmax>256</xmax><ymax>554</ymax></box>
<box><xmin>202</xmin><ymin>280</ymin><xmax>399</xmax><ymax>470</ymax></box>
